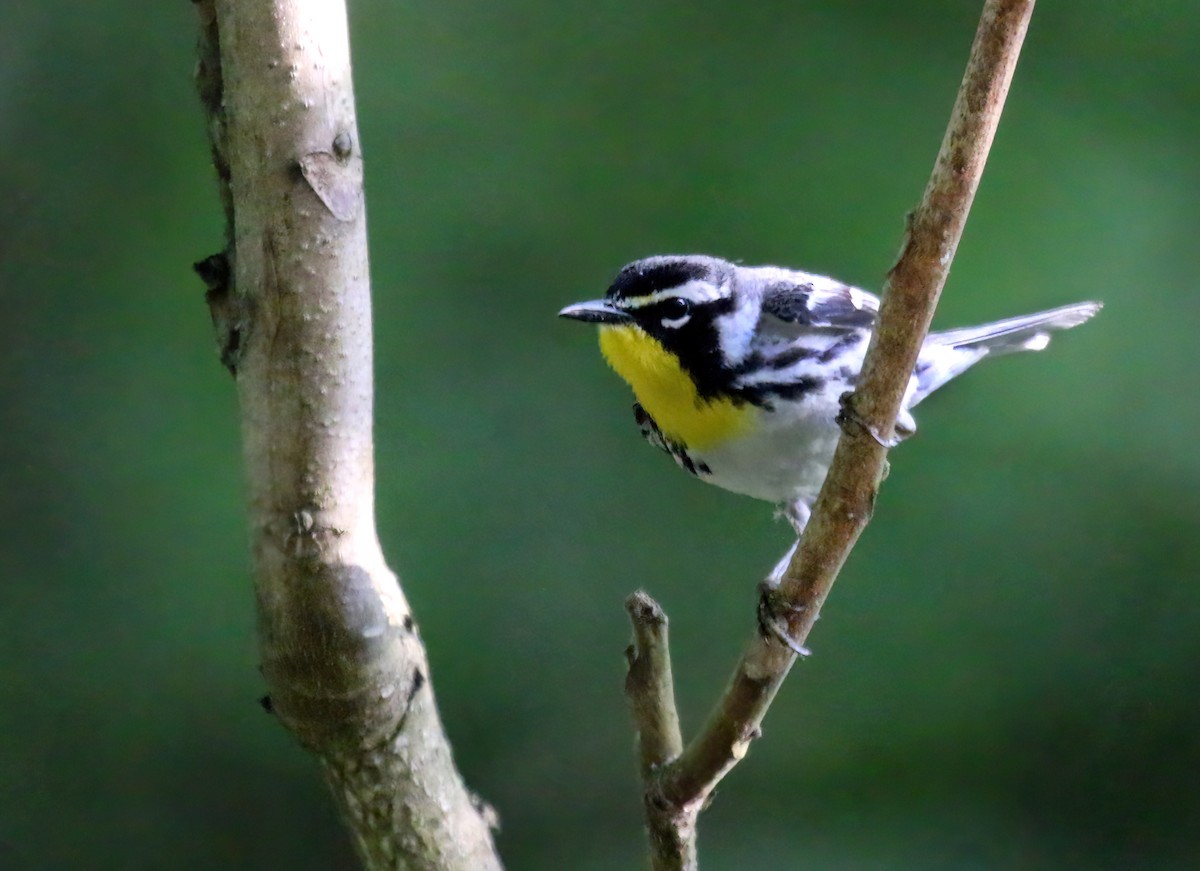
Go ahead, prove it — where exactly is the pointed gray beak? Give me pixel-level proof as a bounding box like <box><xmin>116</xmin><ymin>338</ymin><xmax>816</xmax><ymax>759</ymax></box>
<box><xmin>558</xmin><ymin>299</ymin><xmax>633</xmax><ymax>325</ymax></box>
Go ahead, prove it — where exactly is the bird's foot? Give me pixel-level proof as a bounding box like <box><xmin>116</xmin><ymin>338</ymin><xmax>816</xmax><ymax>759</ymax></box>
<box><xmin>836</xmin><ymin>391</ymin><xmax>902</xmax><ymax>448</ymax></box>
<box><xmin>757</xmin><ymin>540</ymin><xmax>811</xmax><ymax>657</ymax></box>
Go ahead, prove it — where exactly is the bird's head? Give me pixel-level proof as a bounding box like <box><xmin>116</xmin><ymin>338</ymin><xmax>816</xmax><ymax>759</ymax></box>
<box><xmin>558</xmin><ymin>255</ymin><xmax>745</xmax><ymax>396</ymax></box>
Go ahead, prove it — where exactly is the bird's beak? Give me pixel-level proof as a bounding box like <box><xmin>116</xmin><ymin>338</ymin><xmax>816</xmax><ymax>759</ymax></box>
<box><xmin>558</xmin><ymin>299</ymin><xmax>633</xmax><ymax>325</ymax></box>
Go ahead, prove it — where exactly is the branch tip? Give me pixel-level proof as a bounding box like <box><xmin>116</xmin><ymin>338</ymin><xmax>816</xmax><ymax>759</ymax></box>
<box><xmin>626</xmin><ymin>589</ymin><xmax>667</xmax><ymax>627</ymax></box>
<box><xmin>623</xmin><ymin>590</ymin><xmax>683</xmax><ymax>770</ymax></box>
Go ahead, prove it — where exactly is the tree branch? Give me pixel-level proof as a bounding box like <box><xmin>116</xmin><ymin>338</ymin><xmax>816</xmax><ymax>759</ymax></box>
<box><xmin>193</xmin><ymin>1</ymin><xmax>502</xmax><ymax>867</ymax></box>
<box><xmin>624</xmin><ymin>1</ymin><xmax>1036</xmax><ymax>865</ymax></box>
<box><xmin>624</xmin><ymin>592</ymin><xmax>693</xmax><ymax>871</ymax></box>
<box><xmin>625</xmin><ymin>591</ymin><xmax>684</xmax><ymax>778</ymax></box>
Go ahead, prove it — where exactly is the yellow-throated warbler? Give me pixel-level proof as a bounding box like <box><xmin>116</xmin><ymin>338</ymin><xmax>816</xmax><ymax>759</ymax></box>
<box><xmin>560</xmin><ymin>255</ymin><xmax>1100</xmax><ymax>531</ymax></box>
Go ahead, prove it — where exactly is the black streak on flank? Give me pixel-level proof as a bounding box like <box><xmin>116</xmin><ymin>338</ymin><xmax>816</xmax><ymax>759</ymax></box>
<box><xmin>606</xmin><ymin>260</ymin><xmax>712</xmax><ymax>301</ymax></box>
<box><xmin>671</xmin><ymin>446</ymin><xmax>710</xmax><ymax>477</ymax></box>
<box><xmin>738</xmin><ymin>376</ymin><xmax>825</xmax><ymax>408</ymax></box>
<box><xmin>768</xmin><ymin>375</ymin><xmax>824</xmax><ymax>400</ymax></box>
<box><xmin>767</xmin><ymin>345</ymin><xmax>820</xmax><ymax>369</ymax></box>
<box><xmin>818</xmin><ymin>332</ymin><xmax>862</xmax><ymax>363</ymax></box>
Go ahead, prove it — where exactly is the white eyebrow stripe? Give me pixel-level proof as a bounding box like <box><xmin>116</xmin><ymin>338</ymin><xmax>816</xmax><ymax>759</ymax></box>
<box><xmin>618</xmin><ymin>280</ymin><xmax>723</xmax><ymax>309</ymax></box>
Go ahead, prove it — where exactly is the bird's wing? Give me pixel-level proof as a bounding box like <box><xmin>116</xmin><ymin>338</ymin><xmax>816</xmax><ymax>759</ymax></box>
<box><xmin>758</xmin><ymin>275</ymin><xmax>880</xmax><ymax>331</ymax></box>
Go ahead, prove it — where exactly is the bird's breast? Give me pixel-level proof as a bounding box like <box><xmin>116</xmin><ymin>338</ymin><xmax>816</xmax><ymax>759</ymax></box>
<box><xmin>597</xmin><ymin>325</ymin><xmax>754</xmax><ymax>451</ymax></box>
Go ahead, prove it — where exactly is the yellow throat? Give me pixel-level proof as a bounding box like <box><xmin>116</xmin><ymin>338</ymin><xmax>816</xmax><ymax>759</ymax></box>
<box><xmin>598</xmin><ymin>325</ymin><xmax>754</xmax><ymax>451</ymax></box>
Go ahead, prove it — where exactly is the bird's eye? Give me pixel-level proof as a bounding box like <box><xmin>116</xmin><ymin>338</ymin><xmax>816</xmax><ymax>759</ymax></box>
<box><xmin>661</xmin><ymin>297</ymin><xmax>692</xmax><ymax>325</ymax></box>
<box><xmin>663</xmin><ymin>297</ymin><xmax>691</xmax><ymax>318</ymax></box>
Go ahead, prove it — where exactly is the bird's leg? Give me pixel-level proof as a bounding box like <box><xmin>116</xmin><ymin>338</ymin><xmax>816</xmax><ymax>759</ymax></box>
<box><xmin>757</xmin><ymin>530</ymin><xmax>812</xmax><ymax>657</ymax></box>
<box><xmin>781</xmin><ymin>499</ymin><xmax>810</xmax><ymax>535</ymax></box>
<box><xmin>764</xmin><ymin>538</ymin><xmax>798</xmax><ymax>586</ymax></box>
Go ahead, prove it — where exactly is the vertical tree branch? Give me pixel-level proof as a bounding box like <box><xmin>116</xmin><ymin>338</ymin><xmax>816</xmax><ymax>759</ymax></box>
<box><xmin>193</xmin><ymin>1</ymin><xmax>503</xmax><ymax>867</ymax></box>
<box><xmin>624</xmin><ymin>592</ymin><xmax>693</xmax><ymax>871</ymax></box>
<box><xmin>623</xmin><ymin>1</ymin><xmax>1036</xmax><ymax>866</ymax></box>
<box><xmin>625</xmin><ymin>592</ymin><xmax>684</xmax><ymax>778</ymax></box>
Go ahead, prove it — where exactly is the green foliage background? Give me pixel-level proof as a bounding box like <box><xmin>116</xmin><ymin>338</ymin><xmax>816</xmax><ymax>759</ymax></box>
<box><xmin>2</xmin><ymin>1</ymin><xmax>1197</xmax><ymax>867</ymax></box>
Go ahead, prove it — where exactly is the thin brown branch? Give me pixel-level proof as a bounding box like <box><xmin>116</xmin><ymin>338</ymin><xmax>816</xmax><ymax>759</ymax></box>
<box><xmin>624</xmin><ymin>592</ymin><xmax>694</xmax><ymax>871</ymax></box>
<box><xmin>194</xmin><ymin>1</ymin><xmax>502</xmax><ymax>868</ymax></box>
<box><xmin>625</xmin><ymin>591</ymin><xmax>684</xmax><ymax>776</ymax></box>
<box><xmin>628</xmin><ymin>0</ymin><xmax>1036</xmax><ymax>862</ymax></box>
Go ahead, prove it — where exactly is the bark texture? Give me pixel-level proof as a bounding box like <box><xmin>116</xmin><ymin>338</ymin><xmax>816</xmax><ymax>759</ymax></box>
<box><xmin>195</xmin><ymin>1</ymin><xmax>503</xmax><ymax>867</ymax></box>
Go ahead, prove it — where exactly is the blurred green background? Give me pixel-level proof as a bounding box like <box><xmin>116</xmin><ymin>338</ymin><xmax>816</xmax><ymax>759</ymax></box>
<box><xmin>2</xmin><ymin>0</ymin><xmax>1198</xmax><ymax>868</ymax></box>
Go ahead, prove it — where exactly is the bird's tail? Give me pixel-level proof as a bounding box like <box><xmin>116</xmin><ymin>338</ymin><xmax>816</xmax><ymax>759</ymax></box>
<box><xmin>910</xmin><ymin>301</ymin><xmax>1102</xmax><ymax>406</ymax></box>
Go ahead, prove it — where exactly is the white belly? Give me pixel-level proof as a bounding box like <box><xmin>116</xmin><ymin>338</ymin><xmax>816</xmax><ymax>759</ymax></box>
<box><xmin>689</xmin><ymin>399</ymin><xmax>843</xmax><ymax>506</ymax></box>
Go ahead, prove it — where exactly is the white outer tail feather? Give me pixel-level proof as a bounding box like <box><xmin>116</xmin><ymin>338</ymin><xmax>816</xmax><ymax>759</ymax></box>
<box><xmin>928</xmin><ymin>301</ymin><xmax>1102</xmax><ymax>354</ymax></box>
<box><xmin>911</xmin><ymin>301</ymin><xmax>1102</xmax><ymax>406</ymax></box>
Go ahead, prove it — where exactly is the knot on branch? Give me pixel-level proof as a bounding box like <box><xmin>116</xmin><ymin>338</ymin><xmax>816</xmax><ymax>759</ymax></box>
<box><xmin>298</xmin><ymin>133</ymin><xmax>364</xmax><ymax>222</ymax></box>
<box><xmin>258</xmin><ymin>562</ymin><xmax>424</xmax><ymax>753</ymax></box>
<box><xmin>195</xmin><ymin>251</ymin><xmax>252</xmax><ymax>375</ymax></box>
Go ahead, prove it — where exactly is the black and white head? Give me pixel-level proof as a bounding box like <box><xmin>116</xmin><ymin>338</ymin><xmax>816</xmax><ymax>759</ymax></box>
<box><xmin>559</xmin><ymin>254</ymin><xmax>879</xmax><ymax>396</ymax></box>
<box><xmin>559</xmin><ymin>256</ymin><xmax>740</xmax><ymax>392</ymax></box>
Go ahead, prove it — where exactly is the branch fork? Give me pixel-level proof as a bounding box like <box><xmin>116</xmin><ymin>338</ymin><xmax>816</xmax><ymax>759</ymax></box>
<box><xmin>622</xmin><ymin>2</ymin><xmax>1036</xmax><ymax>868</ymax></box>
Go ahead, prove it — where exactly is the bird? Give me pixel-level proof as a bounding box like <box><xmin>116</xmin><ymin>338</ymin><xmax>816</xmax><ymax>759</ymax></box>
<box><xmin>559</xmin><ymin>254</ymin><xmax>1101</xmax><ymax>533</ymax></box>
